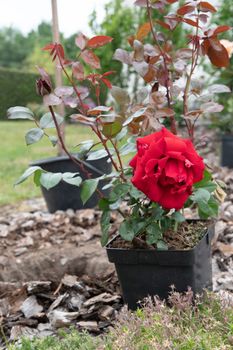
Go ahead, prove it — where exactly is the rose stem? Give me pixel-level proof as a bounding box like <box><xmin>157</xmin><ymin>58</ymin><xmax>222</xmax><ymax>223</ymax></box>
<box><xmin>146</xmin><ymin>0</ymin><xmax>177</xmax><ymax>135</ymax></box>
<box><xmin>48</xmin><ymin>105</ymin><xmax>104</xmax><ymax>198</ymax></box>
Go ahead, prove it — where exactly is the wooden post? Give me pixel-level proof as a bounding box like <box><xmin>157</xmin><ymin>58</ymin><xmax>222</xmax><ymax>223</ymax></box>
<box><xmin>51</xmin><ymin>0</ymin><xmax>65</xmax><ymax>155</ymax></box>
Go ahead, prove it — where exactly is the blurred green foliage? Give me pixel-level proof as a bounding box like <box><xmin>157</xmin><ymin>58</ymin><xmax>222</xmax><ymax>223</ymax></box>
<box><xmin>0</xmin><ymin>68</ymin><xmax>40</xmax><ymax>119</ymax></box>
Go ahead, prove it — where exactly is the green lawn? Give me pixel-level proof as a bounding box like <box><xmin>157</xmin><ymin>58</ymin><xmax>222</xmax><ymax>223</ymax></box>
<box><xmin>0</xmin><ymin>121</ymin><xmax>93</xmax><ymax>206</ymax></box>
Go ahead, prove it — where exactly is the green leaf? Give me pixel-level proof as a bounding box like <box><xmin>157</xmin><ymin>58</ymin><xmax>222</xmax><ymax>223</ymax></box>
<box><xmin>146</xmin><ymin>224</ymin><xmax>162</xmax><ymax>245</ymax></box>
<box><xmin>123</xmin><ymin>108</ymin><xmax>147</xmax><ymax>126</ymax></box>
<box><xmin>119</xmin><ymin>220</ymin><xmax>136</xmax><ymax>241</ymax></box>
<box><xmin>157</xmin><ymin>240</ymin><xmax>168</xmax><ymax>250</ymax></box>
<box><xmin>14</xmin><ymin>166</ymin><xmax>42</xmax><ymax>186</ymax></box>
<box><xmin>39</xmin><ymin>112</ymin><xmax>64</xmax><ymax>129</ymax></box>
<box><xmin>129</xmin><ymin>185</ymin><xmax>142</xmax><ymax>200</ymax></box>
<box><xmin>25</xmin><ymin>128</ymin><xmax>44</xmax><ymax>145</ymax></box>
<box><xmin>40</xmin><ymin>172</ymin><xmax>62</xmax><ymax>190</ymax></box>
<box><xmin>194</xmin><ymin>169</ymin><xmax>216</xmax><ymax>193</ymax></box>
<box><xmin>109</xmin><ymin>199</ymin><xmax>122</xmax><ymax>210</ymax></box>
<box><xmin>102</xmin><ymin>120</ymin><xmax>122</xmax><ymax>138</ymax></box>
<box><xmin>119</xmin><ymin>142</ymin><xmax>136</xmax><ymax>156</ymax></box>
<box><xmin>81</xmin><ymin>179</ymin><xmax>99</xmax><ymax>204</ymax></box>
<box><xmin>171</xmin><ymin>211</ymin><xmax>186</xmax><ymax>223</ymax></box>
<box><xmin>33</xmin><ymin>170</ymin><xmax>42</xmax><ymax>187</ymax></box>
<box><xmin>87</xmin><ymin>149</ymin><xmax>109</xmax><ymax>161</ymax></box>
<box><xmin>62</xmin><ymin>173</ymin><xmax>82</xmax><ymax>186</ymax></box>
<box><xmin>191</xmin><ymin>188</ymin><xmax>210</xmax><ymax>203</ymax></box>
<box><xmin>7</xmin><ymin>106</ymin><xmax>34</xmax><ymax>120</ymax></box>
<box><xmin>198</xmin><ymin>196</ymin><xmax>219</xmax><ymax>219</ymax></box>
<box><xmin>98</xmin><ymin>198</ymin><xmax>110</xmax><ymax>211</ymax></box>
<box><xmin>152</xmin><ymin>205</ymin><xmax>164</xmax><ymax>220</ymax></box>
<box><xmin>109</xmin><ymin>183</ymin><xmax>131</xmax><ymax>202</ymax></box>
<box><xmin>49</xmin><ymin>136</ymin><xmax>58</xmax><ymax>147</ymax></box>
<box><xmin>78</xmin><ymin>140</ymin><xmax>94</xmax><ymax>154</ymax></box>
<box><xmin>100</xmin><ymin>211</ymin><xmax>111</xmax><ymax>246</ymax></box>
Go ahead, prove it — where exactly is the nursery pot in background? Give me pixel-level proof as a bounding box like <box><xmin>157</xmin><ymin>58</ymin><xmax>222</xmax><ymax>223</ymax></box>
<box><xmin>32</xmin><ymin>155</ymin><xmax>111</xmax><ymax>213</ymax></box>
<box><xmin>221</xmin><ymin>134</ymin><xmax>233</xmax><ymax>168</ymax></box>
<box><xmin>106</xmin><ymin>223</ymin><xmax>214</xmax><ymax>310</ymax></box>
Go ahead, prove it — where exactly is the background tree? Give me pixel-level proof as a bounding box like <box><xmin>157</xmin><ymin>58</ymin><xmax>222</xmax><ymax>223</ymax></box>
<box><xmin>0</xmin><ymin>28</ymin><xmax>31</xmax><ymax>68</ymax></box>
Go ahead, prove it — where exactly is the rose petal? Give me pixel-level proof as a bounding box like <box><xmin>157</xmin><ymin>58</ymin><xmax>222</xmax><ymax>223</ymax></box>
<box><xmin>164</xmin><ymin>136</ymin><xmax>187</xmax><ymax>153</ymax></box>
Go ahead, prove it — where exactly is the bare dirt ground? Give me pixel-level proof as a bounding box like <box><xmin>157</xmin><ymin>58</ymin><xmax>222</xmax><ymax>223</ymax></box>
<box><xmin>0</xmin><ymin>130</ymin><xmax>232</xmax><ymax>347</ymax></box>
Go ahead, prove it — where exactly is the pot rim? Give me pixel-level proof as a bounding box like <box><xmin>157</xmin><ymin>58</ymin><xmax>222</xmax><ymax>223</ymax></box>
<box><xmin>30</xmin><ymin>154</ymin><xmax>109</xmax><ymax>176</ymax></box>
<box><xmin>106</xmin><ymin>220</ymin><xmax>215</xmax><ymax>253</ymax></box>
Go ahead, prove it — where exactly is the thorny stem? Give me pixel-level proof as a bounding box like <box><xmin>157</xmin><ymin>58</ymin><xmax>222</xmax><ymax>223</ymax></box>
<box><xmin>146</xmin><ymin>0</ymin><xmax>177</xmax><ymax>135</ymax></box>
<box><xmin>57</xmin><ymin>55</ymin><xmax>87</xmax><ymax>115</ymax></box>
<box><xmin>57</xmin><ymin>52</ymin><xmax>126</xmax><ymax>182</ymax></box>
<box><xmin>92</xmin><ymin>125</ymin><xmax>121</xmax><ymax>173</ymax></box>
<box><xmin>48</xmin><ymin>105</ymin><xmax>104</xmax><ymax>198</ymax></box>
<box><xmin>110</xmin><ymin>139</ymin><xmax>125</xmax><ymax>178</ymax></box>
<box><xmin>183</xmin><ymin>11</ymin><xmax>200</xmax><ymax>142</ymax></box>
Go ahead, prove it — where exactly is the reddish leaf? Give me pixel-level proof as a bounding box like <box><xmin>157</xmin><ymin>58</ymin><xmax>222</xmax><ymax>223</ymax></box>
<box><xmin>143</xmin><ymin>65</ymin><xmax>156</xmax><ymax>83</ymax></box>
<box><xmin>207</xmin><ymin>43</ymin><xmax>230</xmax><ymax>67</ymax></box>
<box><xmin>209</xmin><ymin>38</ymin><xmax>225</xmax><ymax>51</ymax></box>
<box><xmin>87</xmin><ymin>36</ymin><xmax>113</xmax><ymax>49</ymax></box>
<box><xmin>182</xmin><ymin>18</ymin><xmax>199</xmax><ymax>28</ymax></box>
<box><xmin>202</xmin><ymin>38</ymin><xmax>230</xmax><ymax>67</ymax></box>
<box><xmin>155</xmin><ymin>108</ymin><xmax>175</xmax><ymax>118</ymax></box>
<box><xmin>198</xmin><ymin>1</ymin><xmax>217</xmax><ymax>13</ymax></box>
<box><xmin>43</xmin><ymin>93</ymin><xmax>61</xmax><ymax>106</ymax></box>
<box><xmin>75</xmin><ymin>33</ymin><xmax>88</xmax><ymax>50</ymax></box>
<box><xmin>42</xmin><ymin>43</ymin><xmax>55</xmax><ymax>51</ymax></box>
<box><xmin>128</xmin><ymin>35</ymin><xmax>135</xmax><ymax>47</ymax></box>
<box><xmin>199</xmin><ymin>14</ymin><xmax>209</xmax><ymax>24</ymax></box>
<box><xmin>88</xmin><ymin>106</ymin><xmax>112</xmax><ymax>115</ymax></box>
<box><xmin>136</xmin><ymin>22</ymin><xmax>151</xmax><ymax>41</ymax></box>
<box><xmin>72</xmin><ymin>62</ymin><xmax>85</xmax><ymax>80</ymax></box>
<box><xmin>42</xmin><ymin>43</ymin><xmax>65</xmax><ymax>61</ymax></box>
<box><xmin>149</xmin><ymin>55</ymin><xmax>160</xmax><ymax>64</ymax></box>
<box><xmin>133</xmin><ymin>40</ymin><xmax>145</xmax><ymax>62</ymax></box>
<box><xmin>201</xmin><ymin>102</ymin><xmax>224</xmax><ymax>113</ymax></box>
<box><xmin>102</xmin><ymin>71</ymin><xmax>115</xmax><ymax>77</ymax></box>
<box><xmin>201</xmin><ymin>39</ymin><xmax>210</xmax><ymax>55</ymax></box>
<box><xmin>54</xmin><ymin>86</ymin><xmax>74</xmax><ymax>97</ymax></box>
<box><xmin>167</xmin><ymin>0</ymin><xmax>179</xmax><ymax>3</ymax></box>
<box><xmin>70</xmin><ymin>114</ymin><xmax>96</xmax><ymax>125</ymax></box>
<box><xmin>213</xmin><ymin>26</ymin><xmax>232</xmax><ymax>36</ymax></box>
<box><xmin>177</xmin><ymin>5</ymin><xmax>195</xmax><ymax>16</ymax></box>
<box><xmin>156</xmin><ymin>20</ymin><xmax>171</xmax><ymax>30</ymax></box>
<box><xmin>101</xmin><ymin>78</ymin><xmax>112</xmax><ymax>89</ymax></box>
<box><xmin>81</xmin><ymin>50</ymin><xmax>101</xmax><ymax>69</ymax></box>
<box><xmin>113</xmin><ymin>48</ymin><xmax>132</xmax><ymax>64</ymax></box>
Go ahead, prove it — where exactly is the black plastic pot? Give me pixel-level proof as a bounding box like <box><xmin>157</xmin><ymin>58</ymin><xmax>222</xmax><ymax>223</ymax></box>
<box><xmin>221</xmin><ymin>134</ymin><xmax>233</xmax><ymax>168</ymax></box>
<box><xmin>32</xmin><ymin>155</ymin><xmax>111</xmax><ymax>213</ymax></box>
<box><xmin>106</xmin><ymin>224</ymin><xmax>214</xmax><ymax>310</ymax></box>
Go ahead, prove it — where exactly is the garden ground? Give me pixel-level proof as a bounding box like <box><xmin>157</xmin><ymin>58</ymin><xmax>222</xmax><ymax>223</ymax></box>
<box><xmin>0</xmin><ymin>125</ymin><xmax>233</xmax><ymax>349</ymax></box>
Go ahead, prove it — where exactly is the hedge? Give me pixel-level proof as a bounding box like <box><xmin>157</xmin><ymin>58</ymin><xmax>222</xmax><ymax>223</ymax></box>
<box><xmin>0</xmin><ymin>67</ymin><xmax>41</xmax><ymax>119</ymax></box>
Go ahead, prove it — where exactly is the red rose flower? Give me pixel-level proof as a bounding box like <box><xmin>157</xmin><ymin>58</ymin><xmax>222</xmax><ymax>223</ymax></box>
<box><xmin>129</xmin><ymin>128</ymin><xmax>205</xmax><ymax>210</ymax></box>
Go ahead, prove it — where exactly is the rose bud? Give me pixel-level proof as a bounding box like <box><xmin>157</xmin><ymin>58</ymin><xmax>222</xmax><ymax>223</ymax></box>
<box><xmin>36</xmin><ymin>78</ymin><xmax>52</xmax><ymax>96</ymax></box>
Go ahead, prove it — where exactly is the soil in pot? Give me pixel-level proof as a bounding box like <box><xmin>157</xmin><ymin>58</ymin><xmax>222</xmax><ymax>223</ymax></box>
<box><xmin>110</xmin><ymin>221</ymin><xmax>209</xmax><ymax>251</ymax></box>
<box><xmin>107</xmin><ymin>221</ymin><xmax>214</xmax><ymax>309</ymax></box>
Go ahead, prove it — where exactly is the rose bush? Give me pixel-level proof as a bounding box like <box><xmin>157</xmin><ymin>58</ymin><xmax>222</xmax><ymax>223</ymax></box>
<box><xmin>130</xmin><ymin>128</ymin><xmax>205</xmax><ymax>210</ymax></box>
<box><xmin>7</xmin><ymin>0</ymin><xmax>229</xmax><ymax>248</ymax></box>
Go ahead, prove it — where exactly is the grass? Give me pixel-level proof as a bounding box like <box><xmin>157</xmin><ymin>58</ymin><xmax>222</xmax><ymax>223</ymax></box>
<box><xmin>0</xmin><ymin>121</ymin><xmax>94</xmax><ymax>206</ymax></box>
<box><xmin>7</xmin><ymin>291</ymin><xmax>233</xmax><ymax>350</ymax></box>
